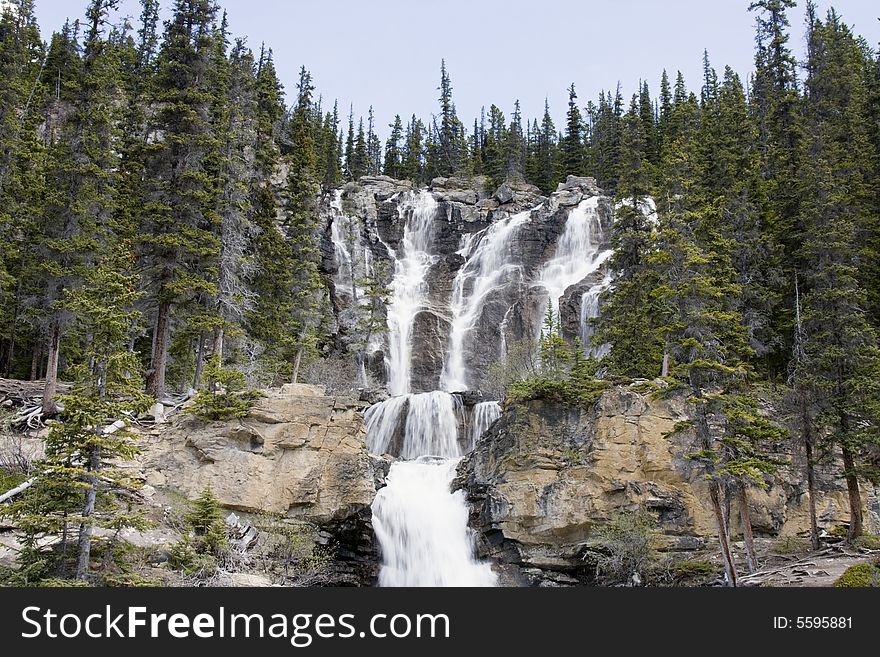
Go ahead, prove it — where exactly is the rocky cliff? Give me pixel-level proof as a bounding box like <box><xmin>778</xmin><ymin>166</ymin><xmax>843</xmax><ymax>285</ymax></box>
<box><xmin>455</xmin><ymin>386</ymin><xmax>880</xmax><ymax>586</ymax></box>
<box><xmin>321</xmin><ymin>175</ymin><xmax>613</xmax><ymax>394</ymax></box>
<box><xmin>139</xmin><ymin>384</ymin><xmax>384</xmax><ymax>585</ymax></box>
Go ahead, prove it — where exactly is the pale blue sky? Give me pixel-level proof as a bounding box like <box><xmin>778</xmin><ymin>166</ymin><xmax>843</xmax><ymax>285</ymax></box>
<box><xmin>33</xmin><ymin>1</ymin><xmax>880</xmax><ymax>135</ymax></box>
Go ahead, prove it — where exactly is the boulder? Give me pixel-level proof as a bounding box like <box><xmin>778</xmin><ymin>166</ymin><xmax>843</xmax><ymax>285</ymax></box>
<box><xmin>140</xmin><ymin>384</ymin><xmax>382</xmax><ymax>585</ymax></box>
<box><xmin>495</xmin><ymin>183</ymin><xmax>515</xmax><ymax>204</ymax></box>
<box><xmin>456</xmin><ymin>387</ymin><xmax>871</xmax><ymax>586</ymax></box>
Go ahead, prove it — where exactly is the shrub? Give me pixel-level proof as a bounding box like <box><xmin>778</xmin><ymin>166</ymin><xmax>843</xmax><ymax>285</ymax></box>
<box><xmin>772</xmin><ymin>536</ymin><xmax>812</xmax><ymax>555</ymax></box>
<box><xmin>189</xmin><ymin>356</ymin><xmax>262</xmax><ymax>421</ymax></box>
<box><xmin>670</xmin><ymin>558</ymin><xmax>719</xmax><ymax>585</ymax></box>
<box><xmin>169</xmin><ymin>488</ymin><xmax>229</xmax><ymax>578</ymax></box>
<box><xmin>834</xmin><ymin>562</ymin><xmax>880</xmax><ymax>588</ymax></box>
<box><xmin>594</xmin><ymin>508</ymin><xmax>658</xmax><ymax>585</ymax></box>
<box><xmin>853</xmin><ymin>534</ymin><xmax>880</xmax><ymax>551</ymax></box>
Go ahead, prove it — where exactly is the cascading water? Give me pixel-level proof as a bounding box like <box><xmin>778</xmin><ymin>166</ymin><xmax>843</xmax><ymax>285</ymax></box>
<box><xmin>372</xmin><ymin>457</ymin><xmax>497</xmax><ymax>587</ymax></box>
<box><xmin>470</xmin><ymin>401</ymin><xmax>502</xmax><ymax>450</ymax></box>
<box><xmin>441</xmin><ymin>209</ymin><xmax>533</xmax><ymax>392</ymax></box>
<box><xmin>537</xmin><ymin>196</ymin><xmax>613</xmax><ymax>332</ymax></box>
<box><xmin>579</xmin><ymin>273</ymin><xmax>613</xmax><ymax>358</ymax></box>
<box><xmin>384</xmin><ymin>190</ymin><xmax>438</xmax><ymax>397</ymax></box>
<box><xmin>367</xmin><ymin>189</ymin><xmax>497</xmax><ymax>587</ymax></box>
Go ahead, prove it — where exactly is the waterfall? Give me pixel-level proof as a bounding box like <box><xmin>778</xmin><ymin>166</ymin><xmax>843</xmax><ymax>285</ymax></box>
<box><xmin>365</xmin><ymin>190</ymin><xmax>498</xmax><ymax>587</ymax></box>
<box><xmin>385</xmin><ymin>190</ymin><xmax>438</xmax><ymax>397</ymax></box>
<box><xmin>441</xmin><ymin>209</ymin><xmax>532</xmax><ymax>392</ymax></box>
<box><xmin>537</xmin><ymin>197</ymin><xmax>613</xmax><ymax>331</ymax></box>
<box><xmin>329</xmin><ymin>190</ymin><xmax>363</xmax><ymax>304</ymax></box>
<box><xmin>470</xmin><ymin>401</ymin><xmax>502</xmax><ymax>450</ymax></box>
<box><xmin>372</xmin><ymin>457</ymin><xmax>497</xmax><ymax>587</ymax></box>
<box><xmin>365</xmin><ymin>392</ymin><xmax>462</xmax><ymax>459</ymax></box>
<box><xmin>579</xmin><ymin>273</ymin><xmax>613</xmax><ymax>358</ymax></box>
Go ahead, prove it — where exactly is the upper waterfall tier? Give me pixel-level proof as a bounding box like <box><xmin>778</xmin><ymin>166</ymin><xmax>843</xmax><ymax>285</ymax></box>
<box><xmin>322</xmin><ymin>175</ymin><xmax>614</xmax><ymax>396</ymax></box>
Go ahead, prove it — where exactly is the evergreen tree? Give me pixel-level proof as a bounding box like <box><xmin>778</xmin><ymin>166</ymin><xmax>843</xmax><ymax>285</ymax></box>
<box><xmin>436</xmin><ymin>59</ymin><xmax>462</xmax><ymax>176</ymax></box>
<box><xmin>139</xmin><ymin>0</ymin><xmax>221</xmax><ymax>400</ymax></box>
<box><xmin>503</xmin><ymin>99</ymin><xmax>525</xmax><ymax>181</ymax></box>
<box><xmin>560</xmin><ymin>83</ymin><xmax>583</xmax><ymax>177</ymax></box>
<box><xmin>383</xmin><ymin>114</ymin><xmax>404</xmax><ymax>180</ymax></box>
<box><xmin>401</xmin><ymin>114</ymin><xmax>424</xmax><ymax>184</ymax></box>
<box><xmin>793</xmin><ymin>11</ymin><xmax>880</xmax><ymax>541</ymax></box>
<box><xmin>593</xmin><ymin>97</ymin><xmax>662</xmax><ymax>378</ymax></box>
<box><xmin>37</xmin><ymin>0</ymin><xmax>124</xmax><ymax>415</ymax></box>
<box><xmin>284</xmin><ymin>66</ymin><xmax>323</xmax><ymax>383</ymax></box>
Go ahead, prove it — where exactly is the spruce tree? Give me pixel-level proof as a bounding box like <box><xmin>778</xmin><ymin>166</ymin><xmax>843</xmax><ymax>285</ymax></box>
<box><xmin>139</xmin><ymin>0</ymin><xmax>221</xmax><ymax>400</ymax></box>
<box><xmin>793</xmin><ymin>11</ymin><xmax>880</xmax><ymax>541</ymax></box>
<box><xmin>560</xmin><ymin>83</ymin><xmax>583</xmax><ymax>177</ymax></box>
<box><xmin>284</xmin><ymin>66</ymin><xmax>323</xmax><ymax>384</ymax></box>
<box><xmin>384</xmin><ymin>114</ymin><xmax>404</xmax><ymax>179</ymax></box>
<box><xmin>37</xmin><ymin>0</ymin><xmax>124</xmax><ymax>415</ymax></box>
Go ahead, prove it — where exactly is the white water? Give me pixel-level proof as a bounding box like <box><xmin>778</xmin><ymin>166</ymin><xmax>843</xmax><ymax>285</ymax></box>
<box><xmin>372</xmin><ymin>457</ymin><xmax>497</xmax><ymax>587</ymax></box>
<box><xmin>385</xmin><ymin>191</ymin><xmax>439</xmax><ymax>396</ymax></box>
<box><xmin>470</xmin><ymin>401</ymin><xmax>502</xmax><ymax>450</ymax></box>
<box><xmin>537</xmin><ymin>196</ymin><xmax>613</xmax><ymax>333</ymax></box>
<box><xmin>441</xmin><ymin>209</ymin><xmax>532</xmax><ymax>392</ymax></box>
<box><xmin>579</xmin><ymin>273</ymin><xmax>613</xmax><ymax>358</ymax></box>
<box><xmin>329</xmin><ymin>190</ymin><xmax>363</xmax><ymax>304</ymax></box>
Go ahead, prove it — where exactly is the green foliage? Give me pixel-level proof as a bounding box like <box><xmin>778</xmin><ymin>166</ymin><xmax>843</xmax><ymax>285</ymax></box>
<box><xmin>487</xmin><ymin>310</ymin><xmax>609</xmax><ymax>408</ymax></box>
<box><xmin>189</xmin><ymin>355</ymin><xmax>261</xmax><ymax>421</ymax></box>
<box><xmin>184</xmin><ymin>488</ymin><xmax>229</xmax><ymax>557</ymax></box>
<box><xmin>853</xmin><ymin>535</ymin><xmax>880</xmax><ymax>551</ymax></box>
<box><xmin>833</xmin><ymin>562</ymin><xmax>880</xmax><ymax>588</ymax></box>
<box><xmin>593</xmin><ymin>508</ymin><xmax>659</xmax><ymax>585</ymax></box>
<box><xmin>771</xmin><ymin>536</ymin><xmax>812</xmax><ymax>555</ymax></box>
<box><xmin>670</xmin><ymin>558</ymin><xmax>719</xmax><ymax>584</ymax></box>
<box><xmin>169</xmin><ymin>487</ymin><xmax>228</xmax><ymax>578</ymax></box>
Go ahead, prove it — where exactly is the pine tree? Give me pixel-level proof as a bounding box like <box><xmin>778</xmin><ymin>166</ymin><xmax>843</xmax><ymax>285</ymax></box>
<box><xmin>10</xmin><ymin>249</ymin><xmax>151</xmax><ymax>581</ymax></box>
<box><xmin>0</xmin><ymin>0</ymin><xmax>47</xmax><ymax>378</ymax></box>
<box><xmin>139</xmin><ymin>0</ymin><xmax>221</xmax><ymax>400</ymax></box>
<box><xmin>37</xmin><ymin>0</ymin><xmax>124</xmax><ymax>415</ymax></box>
<box><xmin>436</xmin><ymin>59</ymin><xmax>462</xmax><ymax>176</ymax></box>
<box><xmin>503</xmin><ymin>99</ymin><xmax>525</xmax><ymax>181</ymax></box>
<box><xmin>210</xmin><ymin>39</ymin><xmax>259</xmax><ymax>367</ymax></box>
<box><xmin>560</xmin><ymin>83</ymin><xmax>583</xmax><ymax>177</ymax></box>
<box><xmin>793</xmin><ymin>11</ymin><xmax>880</xmax><ymax>541</ymax></box>
<box><xmin>284</xmin><ymin>66</ymin><xmax>323</xmax><ymax>384</ymax></box>
<box><xmin>482</xmin><ymin>104</ymin><xmax>505</xmax><ymax>190</ymax></box>
<box><xmin>383</xmin><ymin>114</ymin><xmax>404</xmax><ymax>179</ymax></box>
<box><xmin>653</xmin><ymin>90</ymin><xmax>752</xmax><ymax>586</ymax></box>
<box><xmin>593</xmin><ymin>97</ymin><xmax>662</xmax><ymax>378</ymax></box>
<box><xmin>401</xmin><ymin>114</ymin><xmax>425</xmax><ymax>183</ymax></box>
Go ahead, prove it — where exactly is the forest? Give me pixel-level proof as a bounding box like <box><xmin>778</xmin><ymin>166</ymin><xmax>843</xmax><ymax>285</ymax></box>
<box><xmin>0</xmin><ymin>0</ymin><xmax>878</xmax><ymax>586</ymax></box>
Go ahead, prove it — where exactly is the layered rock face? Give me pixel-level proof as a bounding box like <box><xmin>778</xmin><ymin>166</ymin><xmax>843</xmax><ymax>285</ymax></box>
<box><xmin>456</xmin><ymin>387</ymin><xmax>878</xmax><ymax>586</ymax></box>
<box><xmin>321</xmin><ymin>175</ymin><xmax>613</xmax><ymax>395</ymax></box>
<box><xmin>140</xmin><ymin>384</ymin><xmax>383</xmax><ymax>585</ymax></box>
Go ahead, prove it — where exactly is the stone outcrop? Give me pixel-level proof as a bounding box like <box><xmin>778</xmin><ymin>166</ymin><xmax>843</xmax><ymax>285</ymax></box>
<box><xmin>140</xmin><ymin>384</ymin><xmax>383</xmax><ymax>585</ymax></box>
<box><xmin>456</xmin><ymin>386</ymin><xmax>878</xmax><ymax>586</ymax></box>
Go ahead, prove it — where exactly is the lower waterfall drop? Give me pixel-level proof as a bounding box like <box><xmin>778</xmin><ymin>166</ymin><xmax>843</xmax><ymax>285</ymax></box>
<box><xmin>367</xmin><ymin>391</ymin><xmax>498</xmax><ymax>586</ymax></box>
<box><xmin>372</xmin><ymin>457</ymin><xmax>497</xmax><ymax>587</ymax></box>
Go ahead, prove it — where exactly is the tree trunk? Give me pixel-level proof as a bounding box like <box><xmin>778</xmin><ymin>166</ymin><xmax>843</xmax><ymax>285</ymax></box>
<box><xmin>192</xmin><ymin>332</ymin><xmax>207</xmax><ymax>391</ymax></box>
<box><xmin>738</xmin><ymin>484</ymin><xmax>758</xmax><ymax>574</ymax></box>
<box><xmin>30</xmin><ymin>344</ymin><xmax>39</xmax><ymax>381</ymax></box>
<box><xmin>710</xmin><ymin>481</ymin><xmax>738</xmax><ymax>587</ymax></box>
<box><xmin>841</xmin><ymin>444</ymin><xmax>863</xmax><ymax>542</ymax></box>
<box><xmin>292</xmin><ymin>346</ymin><xmax>304</xmax><ymax>385</ymax></box>
<box><xmin>213</xmin><ymin>327</ymin><xmax>225</xmax><ymax>363</ymax></box>
<box><xmin>75</xmin><ymin>446</ymin><xmax>101</xmax><ymax>581</ymax></box>
<box><xmin>804</xmin><ymin>429</ymin><xmax>820</xmax><ymax>551</ymax></box>
<box><xmin>146</xmin><ymin>301</ymin><xmax>171</xmax><ymax>399</ymax></box>
<box><xmin>41</xmin><ymin>321</ymin><xmax>61</xmax><ymax>416</ymax></box>
<box><xmin>291</xmin><ymin>327</ymin><xmax>307</xmax><ymax>385</ymax></box>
